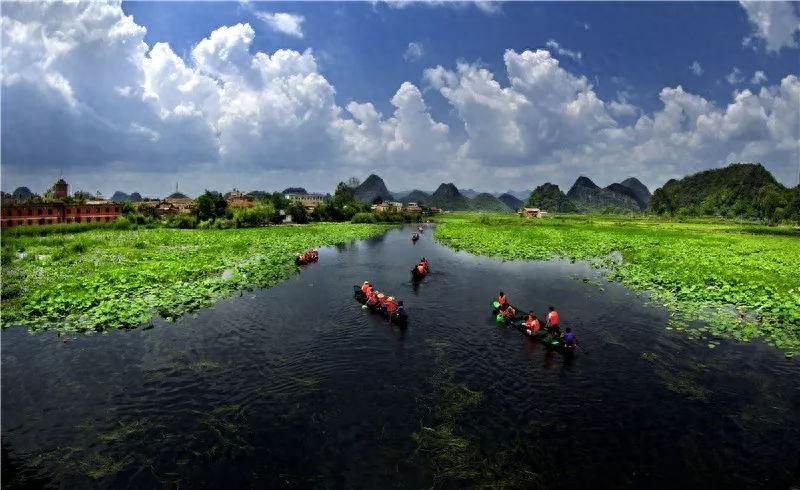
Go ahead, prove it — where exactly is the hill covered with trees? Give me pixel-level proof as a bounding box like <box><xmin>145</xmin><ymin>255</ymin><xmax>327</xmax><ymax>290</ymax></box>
<box><xmin>650</xmin><ymin>163</ymin><xmax>799</xmax><ymax>222</ymax></box>
<box><xmin>525</xmin><ymin>183</ymin><xmax>578</xmax><ymax>212</ymax></box>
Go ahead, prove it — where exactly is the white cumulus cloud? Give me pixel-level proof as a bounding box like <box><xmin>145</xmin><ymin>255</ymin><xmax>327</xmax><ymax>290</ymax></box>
<box><xmin>2</xmin><ymin>1</ymin><xmax>798</xmax><ymax>196</ymax></box>
<box><xmin>739</xmin><ymin>1</ymin><xmax>800</xmax><ymax>52</ymax></box>
<box><xmin>403</xmin><ymin>41</ymin><xmax>424</xmax><ymax>62</ymax></box>
<box><xmin>751</xmin><ymin>70</ymin><xmax>768</xmax><ymax>85</ymax></box>
<box><xmin>254</xmin><ymin>11</ymin><xmax>305</xmax><ymax>38</ymax></box>
<box><xmin>726</xmin><ymin>67</ymin><xmax>744</xmax><ymax>85</ymax></box>
<box><xmin>545</xmin><ymin>39</ymin><xmax>583</xmax><ymax>62</ymax></box>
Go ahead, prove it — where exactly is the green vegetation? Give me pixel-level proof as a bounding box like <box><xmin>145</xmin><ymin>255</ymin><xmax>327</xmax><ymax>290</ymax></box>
<box><xmin>525</xmin><ymin>183</ymin><xmax>578</xmax><ymax>212</ymax></box>
<box><xmin>470</xmin><ymin>192</ymin><xmax>513</xmax><ymax>213</ymax></box>
<box><xmin>1</xmin><ymin>223</ymin><xmax>390</xmax><ymax>333</ymax></box>
<box><xmin>412</xmin><ymin>341</ymin><xmax>539</xmax><ymax>487</ymax></box>
<box><xmin>435</xmin><ymin>213</ymin><xmax>800</xmax><ymax>356</ymax></box>
<box><xmin>650</xmin><ymin>163</ymin><xmax>799</xmax><ymax>223</ymax></box>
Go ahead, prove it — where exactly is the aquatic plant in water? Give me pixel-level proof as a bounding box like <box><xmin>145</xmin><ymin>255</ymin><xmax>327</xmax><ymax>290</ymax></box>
<box><xmin>1</xmin><ymin>223</ymin><xmax>391</xmax><ymax>333</ymax></box>
<box><xmin>435</xmin><ymin>214</ymin><xmax>800</xmax><ymax>357</ymax></box>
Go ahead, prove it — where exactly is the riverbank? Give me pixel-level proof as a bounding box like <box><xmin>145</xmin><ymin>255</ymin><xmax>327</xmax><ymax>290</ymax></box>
<box><xmin>434</xmin><ymin>213</ymin><xmax>800</xmax><ymax>357</ymax></box>
<box><xmin>1</xmin><ymin>223</ymin><xmax>392</xmax><ymax>333</ymax></box>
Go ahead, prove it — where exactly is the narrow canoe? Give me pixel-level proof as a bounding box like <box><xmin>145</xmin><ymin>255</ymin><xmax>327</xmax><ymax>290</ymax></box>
<box><xmin>490</xmin><ymin>300</ymin><xmax>574</xmax><ymax>353</ymax></box>
<box><xmin>353</xmin><ymin>286</ymin><xmax>408</xmax><ymax>326</ymax></box>
<box><xmin>411</xmin><ymin>266</ymin><xmax>428</xmax><ymax>282</ymax></box>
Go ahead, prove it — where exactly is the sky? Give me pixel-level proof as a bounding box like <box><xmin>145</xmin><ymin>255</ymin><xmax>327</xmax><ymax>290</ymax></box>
<box><xmin>2</xmin><ymin>1</ymin><xmax>799</xmax><ymax>198</ymax></box>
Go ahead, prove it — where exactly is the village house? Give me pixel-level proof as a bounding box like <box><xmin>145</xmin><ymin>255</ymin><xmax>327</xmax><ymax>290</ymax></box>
<box><xmin>285</xmin><ymin>192</ymin><xmax>325</xmax><ymax>211</ymax></box>
<box><xmin>164</xmin><ymin>192</ymin><xmax>194</xmax><ymax>214</ymax></box>
<box><xmin>404</xmin><ymin>202</ymin><xmax>422</xmax><ymax>213</ymax></box>
<box><xmin>519</xmin><ymin>207</ymin><xmax>546</xmax><ymax>218</ymax></box>
<box><xmin>0</xmin><ymin>179</ymin><xmax>122</xmax><ymax>228</ymax></box>
<box><xmin>226</xmin><ymin>188</ymin><xmax>254</xmax><ymax>208</ymax></box>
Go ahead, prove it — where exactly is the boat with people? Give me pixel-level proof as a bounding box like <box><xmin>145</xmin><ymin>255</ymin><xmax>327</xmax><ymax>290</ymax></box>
<box><xmin>353</xmin><ymin>285</ymin><xmax>408</xmax><ymax>326</ymax></box>
<box><xmin>295</xmin><ymin>249</ymin><xmax>319</xmax><ymax>265</ymax></box>
<box><xmin>411</xmin><ymin>257</ymin><xmax>430</xmax><ymax>282</ymax></box>
<box><xmin>490</xmin><ymin>299</ymin><xmax>574</xmax><ymax>353</ymax></box>
<box><xmin>411</xmin><ymin>232</ymin><xmax>419</xmax><ymax>242</ymax></box>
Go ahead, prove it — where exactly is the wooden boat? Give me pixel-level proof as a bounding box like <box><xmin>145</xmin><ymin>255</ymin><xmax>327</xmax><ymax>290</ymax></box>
<box><xmin>295</xmin><ymin>254</ymin><xmax>318</xmax><ymax>265</ymax></box>
<box><xmin>490</xmin><ymin>300</ymin><xmax>573</xmax><ymax>353</ymax></box>
<box><xmin>353</xmin><ymin>286</ymin><xmax>408</xmax><ymax>326</ymax></box>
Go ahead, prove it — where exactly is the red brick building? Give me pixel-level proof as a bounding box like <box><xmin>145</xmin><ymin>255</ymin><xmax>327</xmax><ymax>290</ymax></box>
<box><xmin>1</xmin><ymin>203</ymin><xmax>122</xmax><ymax>228</ymax></box>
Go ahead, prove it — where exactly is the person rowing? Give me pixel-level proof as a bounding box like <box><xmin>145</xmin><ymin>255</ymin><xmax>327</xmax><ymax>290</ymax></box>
<box><xmin>416</xmin><ymin>262</ymin><xmax>426</xmax><ymax>275</ymax></box>
<box><xmin>366</xmin><ymin>289</ymin><xmax>378</xmax><ymax>306</ymax></box>
<box><xmin>361</xmin><ymin>281</ymin><xmax>371</xmax><ymax>295</ymax></box>
<box><xmin>524</xmin><ymin>312</ymin><xmax>541</xmax><ymax>335</ymax></box>
<box><xmin>546</xmin><ymin>305</ymin><xmax>560</xmax><ymax>336</ymax></box>
<box><xmin>378</xmin><ymin>293</ymin><xmax>387</xmax><ymax>309</ymax></box>
<box><xmin>421</xmin><ymin>257</ymin><xmax>429</xmax><ymax>271</ymax></box>
<box><xmin>562</xmin><ymin>327</ymin><xmax>577</xmax><ymax>348</ymax></box>
<box><xmin>498</xmin><ymin>291</ymin><xmax>508</xmax><ymax>309</ymax></box>
<box><xmin>386</xmin><ymin>296</ymin><xmax>398</xmax><ymax>315</ymax></box>
<box><xmin>502</xmin><ymin>304</ymin><xmax>517</xmax><ymax>321</ymax></box>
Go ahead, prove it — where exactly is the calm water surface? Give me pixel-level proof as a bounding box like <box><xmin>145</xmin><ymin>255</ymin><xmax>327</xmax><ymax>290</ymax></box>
<box><xmin>2</xmin><ymin>225</ymin><xmax>799</xmax><ymax>488</ymax></box>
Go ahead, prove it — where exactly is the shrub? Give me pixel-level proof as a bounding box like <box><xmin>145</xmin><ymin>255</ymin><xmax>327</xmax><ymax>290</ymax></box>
<box><xmin>351</xmin><ymin>212</ymin><xmax>377</xmax><ymax>224</ymax></box>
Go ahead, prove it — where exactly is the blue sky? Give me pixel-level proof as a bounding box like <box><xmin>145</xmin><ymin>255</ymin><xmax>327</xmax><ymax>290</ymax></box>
<box><xmin>2</xmin><ymin>1</ymin><xmax>799</xmax><ymax>197</ymax></box>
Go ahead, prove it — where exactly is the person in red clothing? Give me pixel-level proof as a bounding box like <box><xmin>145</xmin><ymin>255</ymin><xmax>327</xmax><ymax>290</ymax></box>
<box><xmin>416</xmin><ymin>263</ymin><xmax>426</xmax><ymax>274</ymax></box>
<box><xmin>366</xmin><ymin>290</ymin><xmax>378</xmax><ymax>306</ymax></box>
<box><xmin>546</xmin><ymin>306</ymin><xmax>560</xmax><ymax>336</ymax></box>
<box><xmin>361</xmin><ymin>281</ymin><xmax>371</xmax><ymax>294</ymax></box>
<box><xmin>378</xmin><ymin>293</ymin><xmax>387</xmax><ymax>309</ymax></box>
<box><xmin>421</xmin><ymin>257</ymin><xmax>429</xmax><ymax>271</ymax></box>
<box><xmin>498</xmin><ymin>291</ymin><xmax>508</xmax><ymax>308</ymax></box>
<box><xmin>386</xmin><ymin>296</ymin><xmax>398</xmax><ymax>314</ymax></box>
<box><xmin>525</xmin><ymin>312</ymin><xmax>541</xmax><ymax>335</ymax></box>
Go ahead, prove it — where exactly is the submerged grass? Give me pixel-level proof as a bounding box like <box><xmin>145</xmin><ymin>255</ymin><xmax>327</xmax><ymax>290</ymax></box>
<box><xmin>412</xmin><ymin>341</ymin><xmax>541</xmax><ymax>487</ymax></box>
<box><xmin>435</xmin><ymin>213</ymin><xmax>800</xmax><ymax>357</ymax></box>
<box><xmin>1</xmin><ymin>223</ymin><xmax>391</xmax><ymax>333</ymax></box>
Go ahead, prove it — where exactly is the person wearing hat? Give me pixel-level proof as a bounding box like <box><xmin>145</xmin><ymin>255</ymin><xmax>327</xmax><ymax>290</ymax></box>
<box><xmin>386</xmin><ymin>296</ymin><xmax>398</xmax><ymax>315</ymax></box>
<box><xmin>366</xmin><ymin>288</ymin><xmax>378</xmax><ymax>306</ymax></box>
<box><xmin>361</xmin><ymin>281</ymin><xmax>371</xmax><ymax>295</ymax></box>
<box><xmin>377</xmin><ymin>293</ymin><xmax>387</xmax><ymax>309</ymax></box>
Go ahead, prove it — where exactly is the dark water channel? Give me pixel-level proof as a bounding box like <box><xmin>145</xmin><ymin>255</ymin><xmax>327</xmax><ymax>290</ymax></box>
<box><xmin>2</xmin><ymin>225</ymin><xmax>799</xmax><ymax>489</ymax></box>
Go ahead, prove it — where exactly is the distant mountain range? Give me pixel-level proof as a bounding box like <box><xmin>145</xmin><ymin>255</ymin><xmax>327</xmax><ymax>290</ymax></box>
<box><xmin>566</xmin><ymin>176</ymin><xmax>648</xmax><ymax>212</ymax></box>
<box><xmin>110</xmin><ymin>191</ymin><xmax>143</xmax><ymax>202</ymax></box>
<box><xmin>352</xmin><ymin>174</ymin><xmax>657</xmax><ymax>213</ymax></box>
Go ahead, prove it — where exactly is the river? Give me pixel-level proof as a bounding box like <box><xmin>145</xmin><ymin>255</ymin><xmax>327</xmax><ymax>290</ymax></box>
<box><xmin>2</xmin><ymin>225</ymin><xmax>799</xmax><ymax>488</ymax></box>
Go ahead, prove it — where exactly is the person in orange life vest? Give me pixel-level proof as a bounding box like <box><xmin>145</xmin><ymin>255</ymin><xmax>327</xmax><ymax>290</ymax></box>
<box><xmin>386</xmin><ymin>296</ymin><xmax>398</xmax><ymax>314</ymax></box>
<box><xmin>361</xmin><ymin>281</ymin><xmax>371</xmax><ymax>295</ymax></box>
<box><xmin>377</xmin><ymin>293</ymin><xmax>387</xmax><ymax>308</ymax></box>
<box><xmin>421</xmin><ymin>257</ymin><xmax>429</xmax><ymax>270</ymax></box>
<box><xmin>498</xmin><ymin>291</ymin><xmax>508</xmax><ymax>308</ymax></box>
<box><xmin>525</xmin><ymin>312</ymin><xmax>541</xmax><ymax>335</ymax></box>
<box><xmin>312</xmin><ymin>248</ymin><xmax>318</xmax><ymax>259</ymax></box>
<box><xmin>416</xmin><ymin>263</ymin><xmax>426</xmax><ymax>274</ymax></box>
<box><xmin>366</xmin><ymin>289</ymin><xmax>378</xmax><ymax>306</ymax></box>
<box><xmin>546</xmin><ymin>306</ymin><xmax>560</xmax><ymax>335</ymax></box>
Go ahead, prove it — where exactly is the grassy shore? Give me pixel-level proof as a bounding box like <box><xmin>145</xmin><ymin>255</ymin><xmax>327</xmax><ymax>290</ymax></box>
<box><xmin>435</xmin><ymin>214</ymin><xmax>800</xmax><ymax>357</ymax></box>
<box><xmin>1</xmin><ymin>223</ymin><xmax>391</xmax><ymax>333</ymax></box>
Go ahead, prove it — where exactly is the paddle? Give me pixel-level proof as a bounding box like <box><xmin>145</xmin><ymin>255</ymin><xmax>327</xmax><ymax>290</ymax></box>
<box><xmin>576</xmin><ymin>342</ymin><xmax>590</xmax><ymax>355</ymax></box>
